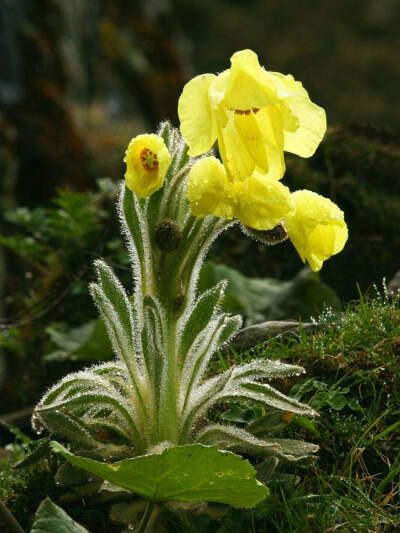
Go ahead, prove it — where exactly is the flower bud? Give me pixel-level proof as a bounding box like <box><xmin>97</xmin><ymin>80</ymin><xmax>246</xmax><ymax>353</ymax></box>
<box><xmin>155</xmin><ymin>220</ymin><xmax>182</xmax><ymax>253</ymax></box>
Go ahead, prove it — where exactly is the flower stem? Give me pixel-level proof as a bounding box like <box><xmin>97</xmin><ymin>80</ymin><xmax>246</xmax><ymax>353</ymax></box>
<box><xmin>135</xmin><ymin>501</ymin><xmax>159</xmax><ymax>533</ymax></box>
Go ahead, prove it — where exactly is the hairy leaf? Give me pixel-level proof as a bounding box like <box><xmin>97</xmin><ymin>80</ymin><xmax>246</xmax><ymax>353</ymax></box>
<box><xmin>197</xmin><ymin>424</ymin><xmax>318</xmax><ymax>461</ymax></box>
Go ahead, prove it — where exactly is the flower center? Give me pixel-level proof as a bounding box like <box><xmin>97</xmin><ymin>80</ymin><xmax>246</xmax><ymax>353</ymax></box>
<box><xmin>233</xmin><ymin>107</ymin><xmax>260</xmax><ymax>115</ymax></box>
<box><xmin>140</xmin><ymin>148</ymin><xmax>159</xmax><ymax>171</ymax></box>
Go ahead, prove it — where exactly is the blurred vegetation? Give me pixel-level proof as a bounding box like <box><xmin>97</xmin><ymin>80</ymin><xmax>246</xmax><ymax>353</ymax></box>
<box><xmin>1</xmin><ymin>0</ymin><xmax>399</xmax><ymax>299</ymax></box>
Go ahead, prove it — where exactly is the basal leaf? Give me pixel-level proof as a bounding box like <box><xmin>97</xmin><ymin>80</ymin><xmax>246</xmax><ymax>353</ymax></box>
<box><xmin>199</xmin><ymin>262</ymin><xmax>341</xmax><ymax>323</ymax></box>
<box><xmin>45</xmin><ymin>319</ymin><xmax>112</xmax><ymax>362</ymax></box>
<box><xmin>51</xmin><ymin>441</ymin><xmax>268</xmax><ymax>509</ymax></box>
<box><xmin>31</xmin><ymin>498</ymin><xmax>89</xmax><ymax>533</ymax></box>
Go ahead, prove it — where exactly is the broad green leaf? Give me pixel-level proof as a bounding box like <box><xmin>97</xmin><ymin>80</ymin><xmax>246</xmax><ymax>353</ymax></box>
<box><xmin>31</xmin><ymin>498</ymin><xmax>89</xmax><ymax>533</ymax></box>
<box><xmin>51</xmin><ymin>441</ymin><xmax>268</xmax><ymax>509</ymax></box>
<box><xmin>199</xmin><ymin>262</ymin><xmax>341</xmax><ymax>324</ymax></box>
<box><xmin>326</xmin><ymin>393</ymin><xmax>347</xmax><ymax>411</ymax></box>
<box><xmin>45</xmin><ymin>319</ymin><xmax>112</xmax><ymax>362</ymax></box>
<box><xmin>232</xmin><ymin>320</ymin><xmax>317</xmax><ymax>350</ymax></box>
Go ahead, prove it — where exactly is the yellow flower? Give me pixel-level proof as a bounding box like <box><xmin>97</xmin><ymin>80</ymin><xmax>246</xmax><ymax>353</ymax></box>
<box><xmin>124</xmin><ymin>134</ymin><xmax>171</xmax><ymax>198</ymax></box>
<box><xmin>178</xmin><ymin>49</ymin><xmax>326</xmax><ymax>182</ymax></box>
<box><xmin>186</xmin><ymin>156</ymin><xmax>235</xmax><ymax>219</ymax></box>
<box><xmin>284</xmin><ymin>190</ymin><xmax>348</xmax><ymax>272</ymax></box>
<box><xmin>234</xmin><ymin>173</ymin><xmax>294</xmax><ymax>230</ymax></box>
<box><xmin>187</xmin><ymin>157</ymin><xmax>294</xmax><ymax>230</ymax></box>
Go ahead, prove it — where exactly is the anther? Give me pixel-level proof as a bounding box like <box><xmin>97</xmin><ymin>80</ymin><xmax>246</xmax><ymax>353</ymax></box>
<box><xmin>140</xmin><ymin>148</ymin><xmax>159</xmax><ymax>171</ymax></box>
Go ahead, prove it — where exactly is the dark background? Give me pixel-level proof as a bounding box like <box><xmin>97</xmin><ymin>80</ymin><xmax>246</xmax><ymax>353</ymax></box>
<box><xmin>1</xmin><ymin>0</ymin><xmax>400</xmax><ymax>304</ymax></box>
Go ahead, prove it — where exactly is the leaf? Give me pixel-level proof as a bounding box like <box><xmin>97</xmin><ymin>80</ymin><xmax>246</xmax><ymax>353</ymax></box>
<box><xmin>14</xmin><ymin>438</ymin><xmax>50</xmax><ymax>469</ymax></box>
<box><xmin>197</xmin><ymin>424</ymin><xmax>318</xmax><ymax>462</ymax></box>
<box><xmin>221</xmin><ymin>405</ymin><xmax>261</xmax><ymax>425</ymax></box>
<box><xmin>180</xmin><ymin>282</ymin><xmax>226</xmax><ymax>357</ymax></box>
<box><xmin>232</xmin><ymin>320</ymin><xmax>317</xmax><ymax>350</ymax></box>
<box><xmin>31</xmin><ymin>498</ymin><xmax>89</xmax><ymax>533</ymax></box>
<box><xmin>256</xmin><ymin>457</ymin><xmax>279</xmax><ymax>484</ymax></box>
<box><xmin>199</xmin><ymin>262</ymin><xmax>341</xmax><ymax>324</ymax></box>
<box><xmin>236</xmin><ymin>382</ymin><xmax>318</xmax><ymax>417</ymax></box>
<box><xmin>247</xmin><ymin>409</ymin><xmax>294</xmax><ymax>436</ymax></box>
<box><xmin>55</xmin><ymin>461</ymin><xmax>90</xmax><ymax>487</ymax></box>
<box><xmin>45</xmin><ymin>320</ymin><xmax>112</xmax><ymax>362</ymax></box>
<box><xmin>51</xmin><ymin>441</ymin><xmax>269</xmax><ymax>509</ymax></box>
<box><xmin>93</xmin><ymin>259</ymin><xmax>135</xmax><ymax>353</ymax></box>
<box><xmin>326</xmin><ymin>393</ymin><xmax>348</xmax><ymax>411</ymax></box>
<box><xmin>293</xmin><ymin>416</ymin><xmax>320</xmax><ymax>436</ymax></box>
<box><xmin>33</xmin><ymin>363</ymin><xmax>144</xmax><ymax>455</ymax></box>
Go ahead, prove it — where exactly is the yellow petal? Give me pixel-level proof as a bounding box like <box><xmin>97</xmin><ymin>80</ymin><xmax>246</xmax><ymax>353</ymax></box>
<box><xmin>209</xmin><ymin>70</ymin><xmax>230</xmax><ymax>114</ymax></box>
<box><xmin>285</xmin><ymin>190</ymin><xmax>348</xmax><ymax>271</ymax></box>
<box><xmin>124</xmin><ymin>134</ymin><xmax>171</xmax><ymax>198</ymax></box>
<box><xmin>234</xmin><ymin>173</ymin><xmax>294</xmax><ymax>230</ymax></box>
<box><xmin>233</xmin><ymin>110</ymin><xmax>270</xmax><ymax>173</ymax></box>
<box><xmin>178</xmin><ymin>74</ymin><xmax>217</xmax><ymax>157</ymax></box>
<box><xmin>219</xmin><ymin>105</ymin><xmax>285</xmax><ymax>182</ymax></box>
<box><xmin>253</xmin><ymin>105</ymin><xmax>285</xmax><ymax>180</ymax></box>
<box><xmin>267</xmin><ymin>72</ymin><xmax>326</xmax><ymax>157</ymax></box>
<box><xmin>223</xmin><ymin>50</ymin><xmax>276</xmax><ymax>111</ymax></box>
<box><xmin>217</xmin><ymin>112</ymin><xmax>256</xmax><ymax>182</ymax></box>
<box><xmin>186</xmin><ymin>156</ymin><xmax>235</xmax><ymax>219</ymax></box>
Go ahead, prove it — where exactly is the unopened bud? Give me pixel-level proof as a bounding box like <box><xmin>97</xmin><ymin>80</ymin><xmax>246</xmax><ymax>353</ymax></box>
<box><xmin>173</xmin><ymin>293</ymin><xmax>185</xmax><ymax>311</ymax></box>
<box><xmin>241</xmin><ymin>223</ymin><xmax>288</xmax><ymax>246</ymax></box>
<box><xmin>155</xmin><ymin>220</ymin><xmax>182</xmax><ymax>253</ymax></box>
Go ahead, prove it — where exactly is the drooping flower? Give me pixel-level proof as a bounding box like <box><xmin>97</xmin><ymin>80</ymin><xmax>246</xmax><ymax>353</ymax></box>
<box><xmin>234</xmin><ymin>172</ymin><xmax>294</xmax><ymax>231</ymax></box>
<box><xmin>284</xmin><ymin>190</ymin><xmax>348</xmax><ymax>272</ymax></box>
<box><xmin>178</xmin><ymin>49</ymin><xmax>326</xmax><ymax>181</ymax></box>
<box><xmin>179</xmin><ymin>49</ymin><xmax>326</xmax><ymax>231</ymax></box>
<box><xmin>124</xmin><ymin>134</ymin><xmax>171</xmax><ymax>198</ymax></box>
<box><xmin>187</xmin><ymin>156</ymin><xmax>294</xmax><ymax>231</ymax></box>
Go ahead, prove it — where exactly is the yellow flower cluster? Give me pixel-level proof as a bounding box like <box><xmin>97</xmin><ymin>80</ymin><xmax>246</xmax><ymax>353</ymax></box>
<box><xmin>122</xmin><ymin>49</ymin><xmax>347</xmax><ymax>271</ymax></box>
<box><xmin>178</xmin><ymin>49</ymin><xmax>347</xmax><ymax>271</ymax></box>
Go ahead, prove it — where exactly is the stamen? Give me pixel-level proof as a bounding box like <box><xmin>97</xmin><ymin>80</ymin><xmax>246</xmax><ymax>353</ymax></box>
<box><xmin>233</xmin><ymin>107</ymin><xmax>260</xmax><ymax>115</ymax></box>
<box><xmin>140</xmin><ymin>148</ymin><xmax>159</xmax><ymax>171</ymax></box>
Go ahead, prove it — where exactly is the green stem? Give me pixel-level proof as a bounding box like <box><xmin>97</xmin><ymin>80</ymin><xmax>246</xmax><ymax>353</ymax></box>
<box><xmin>135</xmin><ymin>501</ymin><xmax>159</xmax><ymax>533</ymax></box>
<box><xmin>0</xmin><ymin>500</ymin><xmax>25</xmax><ymax>533</ymax></box>
<box><xmin>162</xmin><ymin>313</ymin><xmax>179</xmax><ymax>443</ymax></box>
